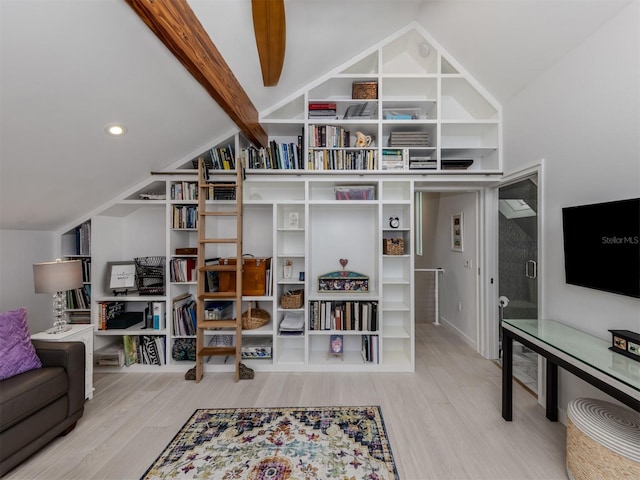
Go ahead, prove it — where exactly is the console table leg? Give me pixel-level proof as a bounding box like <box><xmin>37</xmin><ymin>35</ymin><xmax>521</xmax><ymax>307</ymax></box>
<box><xmin>546</xmin><ymin>359</ymin><xmax>558</xmax><ymax>421</ymax></box>
<box><xmin>502</xmin><ymin>329</ymin><xmax>513</xmax><ymax>421</ymax></box>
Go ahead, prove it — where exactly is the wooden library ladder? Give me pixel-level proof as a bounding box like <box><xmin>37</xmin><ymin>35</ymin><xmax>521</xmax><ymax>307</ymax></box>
<box><xmin>195</xmin><ymin>158</ymin><xmax>244</xmax><ymax>382</ymax></box>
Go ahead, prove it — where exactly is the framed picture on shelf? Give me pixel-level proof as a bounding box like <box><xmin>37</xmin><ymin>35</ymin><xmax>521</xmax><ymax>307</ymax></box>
<box><xmin>106</xmin><ymin>261</ymin><xmax>137</xmax><ymax>295</ymax></box>
<box><xmin>328</xmin><ymin>334</ymin><xmax>344</xmax><ymax>360</ymax></box>
<box><xmin>451</xmin><ymin>212</ymin><xmax>464</xmax><ymax>252</ymax></box>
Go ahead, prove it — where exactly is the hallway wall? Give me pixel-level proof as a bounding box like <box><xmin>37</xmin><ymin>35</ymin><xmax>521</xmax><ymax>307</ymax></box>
<box><xmin>502</xmin><ymin>1</ymin><xmax>640</xmax><ymax>412</ymax></box>
<box><xmin>415</xmin><ymin>191</ymin><xmax>478</xmax><ymax>346</ymax></box>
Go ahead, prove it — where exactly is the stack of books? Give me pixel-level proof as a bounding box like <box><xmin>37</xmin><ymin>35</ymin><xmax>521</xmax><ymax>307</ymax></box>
<box><xmin>407</xmin><ymin>148</ymin><xmax>436</xmax><ymax>170</ymax></box>
<box><xmin>381</xmin><ymin>149</ymin><xmax>406</xmax><ymax>171</ymax></box>
<box><xmin>308</xmin><ymin>102</ymin><xmax>337</xmax><ymax>120</ymax></box>
<box><xmin>388</xmin><ymin>131</ymin><xmax>430</xmax><ymax>147</ymax></box>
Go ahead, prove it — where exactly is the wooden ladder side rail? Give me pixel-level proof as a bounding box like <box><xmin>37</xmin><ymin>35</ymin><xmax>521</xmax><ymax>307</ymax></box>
<box><xmin>195</xmin><ymin>158</ymin><xmax>207</xmax><ymax>382</ymax></box>
<box><xmin>233</xmin><ymin>166</ymin><xmax>244</xmax><ymax>381</ymax></box>
<box><xmin>195</xmin><ymin>159</ymin><xmax>244</xmax><ymax>382</ymax></box>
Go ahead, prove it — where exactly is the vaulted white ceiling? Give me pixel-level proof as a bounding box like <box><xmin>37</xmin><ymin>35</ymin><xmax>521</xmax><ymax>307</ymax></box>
<box><xmin>0</xmin><ymin>0</ymin><xmax>632</xmax><ymax>231</ymax></box>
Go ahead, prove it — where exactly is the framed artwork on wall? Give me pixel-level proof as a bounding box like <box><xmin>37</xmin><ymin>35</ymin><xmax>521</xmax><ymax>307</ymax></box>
<box><xmin>451</xmin><ymin>212</ymin><xmax>463</xmax><ymax>252</ymax></box>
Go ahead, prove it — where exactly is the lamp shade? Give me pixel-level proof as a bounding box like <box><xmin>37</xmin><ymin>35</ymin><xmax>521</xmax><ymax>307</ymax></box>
<box><xmin>33</xmin><ymin>259</ymin><xmax>83</xmax><ymax>293</ymax></box>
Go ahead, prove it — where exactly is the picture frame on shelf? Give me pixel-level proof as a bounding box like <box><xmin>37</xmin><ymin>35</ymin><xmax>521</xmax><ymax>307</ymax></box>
<box><xmin>328</xmin><ymin>334</ymin><xmax>344</xmax><ymax>360</ymax></box>
<box><xmin>451</xmin><ymin>212</ymin><xmax>464</xmax><ymax>252</ymax></box>
<box><xmin>106</xmin><ymin>261</ymin><xmax>137</xmax><ymax>295</ymax></box>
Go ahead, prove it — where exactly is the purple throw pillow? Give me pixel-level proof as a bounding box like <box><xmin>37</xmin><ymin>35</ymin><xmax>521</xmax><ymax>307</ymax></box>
<box><xmin>0</xmin><ymin>307</ymin><xmax>42</xmax><ymax>380</ymax></box>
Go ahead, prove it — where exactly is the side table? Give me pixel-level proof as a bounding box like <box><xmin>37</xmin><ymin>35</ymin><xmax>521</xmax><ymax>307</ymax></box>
<box><xmin>31</xmin><ymin>323</ymin><xmax>94</xmax><ymax>400</ymax></box>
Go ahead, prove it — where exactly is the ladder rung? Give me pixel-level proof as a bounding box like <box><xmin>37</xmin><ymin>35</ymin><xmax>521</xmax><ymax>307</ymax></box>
<box><xmin>198</xmin><ymin>346</ymin><xmax>237</xmax><ymax>357</ymax></box>
<box><xmin>199</xmin><ymin>264</ymin><xmax>237</xmax><ymax>272</ymax></box>
<box><xmin>198</xmin><ymin>320</ymin><xmax>237</xmax><ymax>329</ymax></box>
<box><xmin>200</xmin><ymin>211</ymin><xmax>238</xmax><ymax>217</ymax></box>
<box><xmin>200</xmin><ymin>183</ymin><xmax>238</xmax><ymax>188</ymax></box>
<box><xmin>199</xmin><ymin>292</ymin><xmax>239</xmax><ymax>300</ymax></box>
<box><xmin>199</xmin><ymin>238</ymin><xmax>238</xmax><ymax>244</ymax></box>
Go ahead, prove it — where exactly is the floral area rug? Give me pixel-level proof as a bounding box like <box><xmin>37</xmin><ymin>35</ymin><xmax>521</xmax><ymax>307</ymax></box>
<box><xmin>141</xmin><ymin>406</ymin><xmax>399</xmax><ymax>480</ymax></box>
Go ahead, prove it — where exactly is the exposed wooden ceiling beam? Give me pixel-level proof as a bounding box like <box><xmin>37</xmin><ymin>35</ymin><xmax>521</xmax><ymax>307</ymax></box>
<box><xmin>252</xmin><ymin>0</ymin><xmax>286</xmax><ymax>86</ymax></box>
<box><xmin>125</xmin><ymin>0</ymin><xmax>267</xmax><ymax>147</ymax></box>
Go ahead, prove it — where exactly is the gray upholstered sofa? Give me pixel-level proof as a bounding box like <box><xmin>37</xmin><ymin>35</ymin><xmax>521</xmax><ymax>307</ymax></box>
<box><xmin>0</xmin><ymin>340</ymin><xmax>85</xmax><ymax>475</ymax></box>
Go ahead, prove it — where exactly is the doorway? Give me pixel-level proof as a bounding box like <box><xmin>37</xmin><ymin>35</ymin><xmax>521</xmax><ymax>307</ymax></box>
<box><xmin>498</xmin><ymin>175</ymin><xmax>539</xmax><ymax>392</ymax></box>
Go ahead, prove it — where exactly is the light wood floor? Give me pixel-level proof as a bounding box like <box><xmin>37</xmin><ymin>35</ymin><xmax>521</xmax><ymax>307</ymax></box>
<box><xmin>5</xmin><ymin>323</ymin><xmax>568</xmax><ymax>479</ymax></box>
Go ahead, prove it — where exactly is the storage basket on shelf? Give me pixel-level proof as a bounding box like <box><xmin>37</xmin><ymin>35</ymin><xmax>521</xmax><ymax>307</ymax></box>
<box><xmin>383</xmin><ymin>238</ymin><xmax>404</xmax><ymax>255</ymax></box>
<box><xmin>134</xmin><ymin>256</ymin><xmax>166</xmax><ymax>295</ymax></box>
<box><xmin>281</xmin><ymin>289</ymin><xmax>304</xmax><ymax>309</ymax></box>
<box><xmin>241</xmin><ymin>303</ymin><xmax>270</xmax><ymax>330</ymax></box>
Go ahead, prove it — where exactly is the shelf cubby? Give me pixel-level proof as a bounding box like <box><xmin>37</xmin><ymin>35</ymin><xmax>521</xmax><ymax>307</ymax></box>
<box><xmin>381</xmin><ymin>29</ymin><xmax>438</xmax><ymax>75</ymax></box>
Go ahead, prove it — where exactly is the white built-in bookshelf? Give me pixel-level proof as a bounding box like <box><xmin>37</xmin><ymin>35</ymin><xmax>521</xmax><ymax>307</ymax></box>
<box><xmin>55</xmin><ymin>23</ymin><xmax>501</xmax><ymax>374</ymax></box>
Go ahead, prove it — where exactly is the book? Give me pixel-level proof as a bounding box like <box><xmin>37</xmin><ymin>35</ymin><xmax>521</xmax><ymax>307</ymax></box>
<box><xmin>152</xmin><ymin>302</ymin><xmax>165</xmax><ymax>330</ymax></box>
<box><xmin>309</xmin><ymin>102</ymin><xmax>337</xmax><ymax>110</ymax></box>
<box><xmin>172</xmin><ymin>293</ymin><xmax>196</xmax><ymax>336</ymax></box>
<box><xmin>98</xmin><ymin>301</ymin><xmax>125</xmax><ymax>330</ymax></box>
<box><xmin>140</xmin><ymin>336</ymin><xmax>164</xmax><ymax>366</ymax></box>
<box><xmin>123</xmin><ymin>335</ymin><xmax>138</xmax><ymax>366</ymax></box>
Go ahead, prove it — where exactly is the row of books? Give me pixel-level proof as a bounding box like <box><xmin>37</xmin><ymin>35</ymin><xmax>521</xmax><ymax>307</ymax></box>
<box><xmin>309</xmin><ymin>300</ymin><xmax>378</xmax><ymax>331</ymax></box>
<box><xmin>381</xmin><ymin>148</ymin><xmax>435</xmax><ymax>171</ymax></box>
<box><xmin>68</xmin><ymin>311</ymin><xmax>91</xmax><ymax>324</ymax></box>
<box><xmin>66</xmin><ymin>285</ymin><xmax>91</xmax><ymax>310</ymax></box>
<box><xmin>123</xmin><ymin>335</ymin><xmax>166</xmax><ymax>366</ymax></box>
<box><xmin>98</xmin><ymin>301</ymin><xmax>125</xmax><ymax>330</ymax></box>
<box><xmin>80</xmin><ymin>258</ymin><xmax>91</xmax><ymax>282</ymax></box>
<box><xmin>170</xmin><ymin>257</ymin><xmax>196</xmax><ymax>283</ymax></box>
<box><xmin>181</xmin><ymin>179</ymin><xmax>235</xmax><ymax>200</ymax></box>
<box><xmin>191</xmin><ymin>145</ymin><xmax>235</xmax><ymax>170</ymax></box>
<box><xmin>74</xmin><ymin>221</ymin><xmax>91</xmax><ymax>255</ymax></box>
<box><xmin>207</xmin><ymin>182</ymin><xmax>236</xmax><ymax>200</ymax></box>
<box><xmin>172</xmin><ymin>293</ymin><xmax>197</xmax><ymax>336</ymax></box>
<box><xmin>308</xmin><ymin>149</ymin><xmax>377</xmax><ymax>171</ymax></box>
<box><xmin>172</xmin><ymin>205</ymin><xmax>197</xmax><ymax>229</ymax></box>
<box><xmin>308</xmin><ymin>124</ymin><xmax>351</xmax><ymax>148</ymax></box>
<box><xmin>170</xmin><ymin>181</ymin><xmax>197</xmax><ymax>201</ymax></box>
<box><xmin>362</xmin><ymin>335</ymin><xmax>379</xmax><ymax>364</ymax></box>
<box><xmin>97</xmin><ymin>301</ymin><xmax>165</xmax><ymax>330</ymax></box>
<box><xmin>241</xmin><ymin>140</ymin><xmax>303</xmax><ymax>170</ymax></box>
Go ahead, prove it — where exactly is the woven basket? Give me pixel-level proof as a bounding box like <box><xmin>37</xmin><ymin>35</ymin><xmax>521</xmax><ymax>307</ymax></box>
<box><xmin>383</xmin><ymin>238</ymin><xmax>404</xmax><ymax>255</ymax></box>
<box><xmin>134</xmin><ymin>256</ymin><xmax>166</xmax><ymax>295</ymax></box>
<box><xmin>566</xmin><ymin>398</ymin><xmax>640</xmax><ymax>480</ymax></box>
<box><xmin>281</xmin><ymin>290</ymin><xmax>303</xmax><ymax>309</ymax></box>
<box><xmin>241</xmin><ymin>303</ymin><xmax>270</xmax><ymax>330</ymax></box>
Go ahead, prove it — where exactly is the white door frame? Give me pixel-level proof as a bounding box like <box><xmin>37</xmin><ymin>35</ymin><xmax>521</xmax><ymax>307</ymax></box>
<box><xmin>480</xmin><ymin>162</ymin><xmax>545</xmax><ymax>361</ymax></box>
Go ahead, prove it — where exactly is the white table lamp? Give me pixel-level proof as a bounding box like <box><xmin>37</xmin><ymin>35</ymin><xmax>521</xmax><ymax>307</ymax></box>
<box><xmin>33</xmin><ymin>259</ymin><xmax>83</xmax><ymax>333</ymax></box>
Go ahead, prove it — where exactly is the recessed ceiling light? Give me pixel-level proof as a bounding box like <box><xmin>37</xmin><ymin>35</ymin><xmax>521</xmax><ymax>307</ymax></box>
<box><xmin>105</xmin><ymin>124</ymin><xmax>127</xmax><ymax>136</ymax></box>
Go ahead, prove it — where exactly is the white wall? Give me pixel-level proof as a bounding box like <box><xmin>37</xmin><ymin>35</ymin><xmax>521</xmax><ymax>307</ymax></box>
<box><xmin>503</xmin><ymin>1</ymin><xmax>640</xmax><ymax>410</ymax></box>
<box><xmin>0</xmin><ymin>229</ymin><xmax>56</xmax><ymax>333</ymax></box>
<box><xmin>432</xmin><ymin>192</ymin><xmax>478</xmax><ymax>347</ymax></box>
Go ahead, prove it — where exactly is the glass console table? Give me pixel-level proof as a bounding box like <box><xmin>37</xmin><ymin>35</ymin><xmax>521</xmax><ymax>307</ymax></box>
<box><xmin>501</xmin><ymin>319</ymin><xmax>640</xmax><ymax>421</ymax></box>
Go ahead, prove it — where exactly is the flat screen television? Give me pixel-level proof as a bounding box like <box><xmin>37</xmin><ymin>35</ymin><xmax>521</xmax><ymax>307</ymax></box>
<box><xmin>562</xmin><ymin>198</ymin><xmax>640</xmax><ymax>298</ymax></box>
